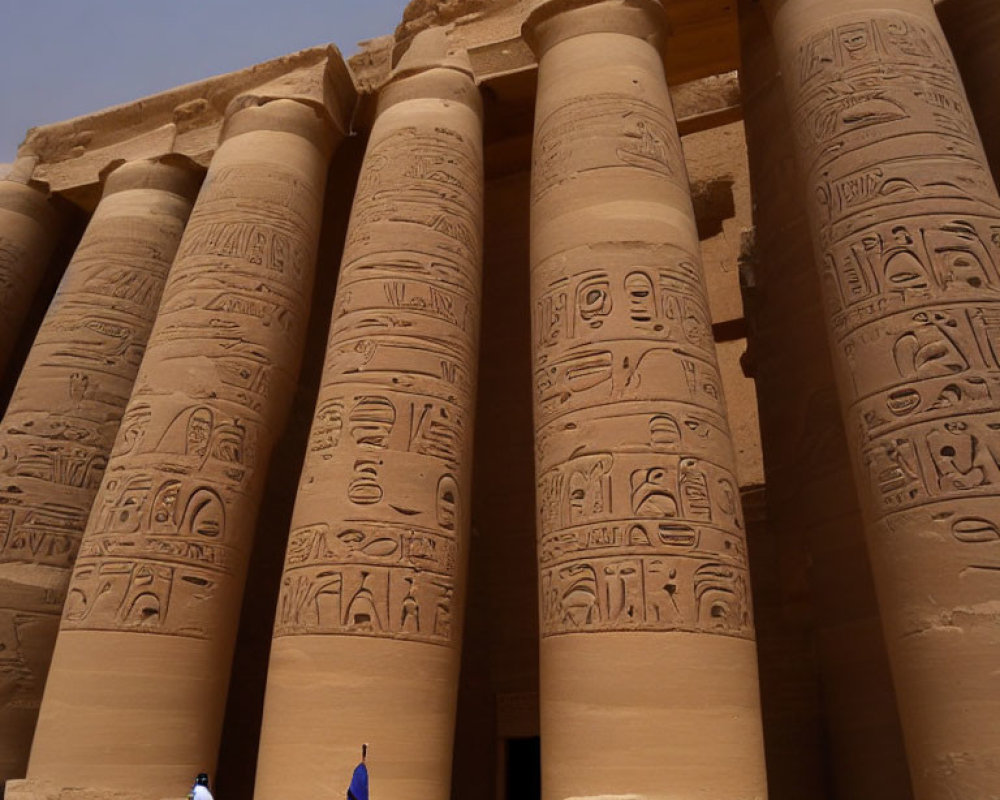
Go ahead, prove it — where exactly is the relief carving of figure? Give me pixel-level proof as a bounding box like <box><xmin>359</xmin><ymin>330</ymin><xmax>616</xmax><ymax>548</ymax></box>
<box><xmin>893</xmin><ymin>311</ymin><xmax>968</xmax><ymax>379</ymax></box>
<box><xmin>927</xmin><ymin>421</ymin><xmax>1000</xmax><ymax>491</ymax></box>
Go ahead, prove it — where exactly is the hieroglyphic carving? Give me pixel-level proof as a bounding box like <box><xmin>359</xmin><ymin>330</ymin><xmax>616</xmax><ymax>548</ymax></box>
<box><xmin>58</xmin><ymin>103</ymin><xmax>332</xmax><ymax>641</ymax></box>
<box><xmin>0</xmin><ymin>182</ymin><xmax>60</xmax><ymax>377</ymax></box>
<box><xmin>274</xmin><ymin>81</ymin><xmax>483</xmax><ymax>648</ymax></box>
<box><xmin>0</xmin><ymin>159</ymin><xmax>198</xmax><ymax>780</ymax></box>
<box><xmin>530</xmin><ymin>86</ymin><xmax>751</xmax><ymax>637</ymax></box>
<box><xmin>532</xmin><ymin>245</ymin><xmax>751</xmax><ymax>638</ymax></box>
<box><xmin>532</xmin><ymin>94</ymin><xmax>684</xmax><ymax>200</ymax></box>
<box><xmin>772</xmin><ymin>5</ymin><xmax>1000</xmax><ymax>793</ymax></box>
<box><xmin>740</xmin><ymin>4</ymin><xmax>916</xmax><ymax>788</ymax></box>
<box><xmin>784</xmin><ymin>10</ymin><xmax>1000</xmax><ymax>580</ymax></box>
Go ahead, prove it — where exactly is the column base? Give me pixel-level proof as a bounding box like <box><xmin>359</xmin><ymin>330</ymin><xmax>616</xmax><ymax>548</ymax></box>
<box><xmin>3</xmin><ymin>780</ymin><xmax>181</xmax><ymax>800</ymax></box>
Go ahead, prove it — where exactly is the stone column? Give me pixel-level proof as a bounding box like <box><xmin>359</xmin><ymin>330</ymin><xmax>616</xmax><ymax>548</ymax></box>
<box><xmin>524</xmin><ymin>2</ymin><xmax>768</xmax><ymax>797</ymax></box>
<box><xmin>765</xmin><ymin>0</ymin><xmax>1000</xmax><ymax>795</ymax></box>
<box><xmin>20</xmin><ymin>59</ymin><xmax>355</xmax><ymax>798</ymax></box>
<box><xmin>0</xmin><ymin>158</ymin><xmax>62</xmax><ymax>379</ymax></box>
<box><xmin>935</xmin><ymin>0</ymin><xmax>1000</xmax><ymax>186</ymax></box>
<box><xmin>0</xmin><ymin>157</ymin><xmax>200</xmax><ymax>785</ymax></box>
<box><xmin>253</xmin><ymin>30</ymin><xmax>482</xmax><ymax>800</ymax></box>
<box><xmin>738</xmin><ymin>3</ymin><xmax>913</xmax><ymax>798</ymax></box>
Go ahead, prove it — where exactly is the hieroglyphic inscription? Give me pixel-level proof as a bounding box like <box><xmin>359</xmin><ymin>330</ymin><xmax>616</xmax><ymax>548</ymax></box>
<box><xmin>0</xmin><ymin>236</ymin><xmax>29</xmax><ymax>300</ymax></box>
<box><xmin>274</xmin><ymin>101</ymin><xmax>483</xmax><ymax>647</ymax></box>
<box><xmin>0</xmin><ymin>195</ymin><xmax>192</xmax><ymax>577</ymax></box>
<box><xmin>533</xmin><ymin>94</ymin><xmax>683</xmax><ymax>200</ymax></box>
<box><xmin>531</xmin><ymin>79</ymin><xmax>751</xmax><ymax>639</ymax></box>
<box><xmin>532</xmin><ymin>243</ymin><xmax>750</xmax><ymax>638</ymax></box>
<box><xmin>60</xmin><ymin>117</ymin><xmax>328</xmax><ymax>640</ymax></box>
<box><xmin>0</xmin><ymin>166</ymin><xmax>196</xmax><ymax>774</ymax></box>
<box><xmin>0</xmin><ymin>183</ymin><xmax>59</xmax><ymax>375</ymax></box>
<box><xmin>788</xmin><ymin>13</ymin><xmax>1000</xmax><ymax>578</ymax></box>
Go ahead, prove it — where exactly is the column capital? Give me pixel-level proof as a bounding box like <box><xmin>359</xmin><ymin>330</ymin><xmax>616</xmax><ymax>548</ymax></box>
<box><xmin>221</xmin><ymin>98</ymin><xmax>340</xmax><ymax>157</ymax></box>
<box><xmin>377</xmin><ymin>27</ymin><xmax>481</xmax><ymax>117</ymax></box>
<box><xmin>223</xmin><ymin>46</ymin><xmax>358</xmax><ymax>152</ymax></box>
<box><xmin>522</xmin><ymin>0</ymin><xmax>667</xmax><ymax>57</ymax></box>
<box><xmin>0</xmin><ymin>177</ymin><xmax>57</xmax><ymax>228</ymax></box>
<box><xmin>99</xmin><ymin>155</ymin><xmax>202</xmax><ymax>202</ymax></box>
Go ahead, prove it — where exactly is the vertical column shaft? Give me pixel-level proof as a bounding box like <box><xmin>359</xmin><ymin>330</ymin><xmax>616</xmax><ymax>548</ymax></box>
<box><xmin>525</xmin><ymin>2</ymin><xmax>768</xmax><ymax>797</ymax></box>
<box><xmin>738</xmin><ymin>3</ymin><xmax>913</xmax><ymax>798</ymax></box>
<box><xmin>24</xmin><ymin>89</ymin><xmax>351</xmax><ymax>797</ymax></box>
<box><xmin>254</xmin><ymin>32</ymin><xmax>483</xmax><ymax>800</ymax></box>
<box><xmin>0</xmin><ymin>158</ymin><xmax>199</xmax><ymax>784</ymax></box>
<box><xmin>765</xmin><ymin>0</ymin><xmax>1000</xmax><ymax>795</ymax></box>
<box><xmin>0</xmin><ymin>166</ymin><xmax>61</xmax><ymax>378</ymax></box>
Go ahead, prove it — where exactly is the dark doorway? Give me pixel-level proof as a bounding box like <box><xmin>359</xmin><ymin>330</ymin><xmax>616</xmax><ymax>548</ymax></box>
<box><xmin>505</xmin><ymin>736</ymin><xmax>541</xmax><ymax>800</ymax></box>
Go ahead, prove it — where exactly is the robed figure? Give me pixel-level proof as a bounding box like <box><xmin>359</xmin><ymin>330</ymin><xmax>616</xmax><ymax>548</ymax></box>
<box><xmin>347</xmin><ymin>744</ymin><xmax>369</xmax><ymax>800</ymax></box>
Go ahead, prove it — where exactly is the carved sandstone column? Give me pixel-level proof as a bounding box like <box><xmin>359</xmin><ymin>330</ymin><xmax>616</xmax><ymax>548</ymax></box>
<box><xmin>22</xmin><ymin>61</ymin><xmax>355</xmax><ymax>798</ymax></box>
<box><xmin>738</xmin><ymin>3</ymin><xmax>913</xmax><ymax>798</ymax></box>
<box><xmin>765</xmin><ymin>0</ymin><xmax>1000</xmax><ymax>795</ymax></box>
<box><xmin>253</xmin><ymin>31</ymin><xmax>483</xmax><ymax>800</ymax></box>
<box><xmin>935</xmin><ymin>0</ymin><xmax>1000</xmax><ymax>186</ymax></box>
<box><xmin>0</xmin><ymin>157</ymin><xmax>200</xmax><ymax>785</ymax></box>
<box><xmin>0</xmin><ymin>158</ymin><xmax>62</xmax><ymax>379</ymax></box>
<box><xmin>524</xmin><ymin>2</ymin><xmax>768</xmax><ymax>797</ymax></box>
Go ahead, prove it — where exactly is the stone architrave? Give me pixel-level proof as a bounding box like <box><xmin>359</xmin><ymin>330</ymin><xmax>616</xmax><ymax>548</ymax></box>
<box><xmin>738</xmin><ymin>3</ymin><xmax>913</xmax><ymax>798</ymax></box>
<box><xmin>523</xmin><ymin>1</ymin><xmax>768</xmax><ymax>797</ymax></box>
<box><xmin>21</xmin><ymin>60</ymin><xmax>356</xmax><ymax>798</ymax></box>
<box><xmin>0</xmin><ymin>159</ymin><xmax>62</xmax><ymax>378</ymax></box>
<box><xmin>0</xmin><ymin>157</ymin><xmax>200</xmax><ymax>785</ymax></box>
<box><xmin>253</xmin><ymin>30</ymin><xmax>483</xmax><ymax>800</ymax></box>
<box><xmin>765</xmin><ymin>0</ymin><xmax>1000</xmax><ymax>795</ymax></box>
<box><xmin>934</xmin><ymin>0</ymin><xmax>1000</xmax><ymax>187</ymax></box>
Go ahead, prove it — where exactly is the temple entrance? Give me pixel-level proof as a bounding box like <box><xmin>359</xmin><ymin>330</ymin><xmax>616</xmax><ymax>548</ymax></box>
<box><xmin>504</xmin><ymin>737</ymin><xmax>541</xmax><ymax>800</ymax></box>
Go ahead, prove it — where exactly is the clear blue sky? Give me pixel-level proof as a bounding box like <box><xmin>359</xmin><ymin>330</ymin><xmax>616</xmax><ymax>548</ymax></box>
<box><xmin>0</xmin><ymin>1</ymin><xmax>409</xmax><ymax>162</ymax></box>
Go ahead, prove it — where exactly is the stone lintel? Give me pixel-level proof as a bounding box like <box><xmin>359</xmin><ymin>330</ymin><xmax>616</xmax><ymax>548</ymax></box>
<box><xmin>522</xmin><ymin>0</ymin><xmax>670</xmax><ymax>56</ymax></box>
<box><xmin>20</xmin><ymin>2</ymin><xmax>737</xmax><ymax>204</ymax></box>
<box><xmin>226</xmin><ymin>46</ymin><xmax>357</xmax><ymax>138</ymax></box>
<box><xmin>20</xmin><ymin>46</ymin><xmax>355</xmax><ymax>210</ymax></box>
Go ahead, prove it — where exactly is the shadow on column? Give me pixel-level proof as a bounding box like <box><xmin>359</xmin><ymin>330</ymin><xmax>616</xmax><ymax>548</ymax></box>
<box><xmin>738</xmin><ymin>2</ymin><xmax>914</xmax><ymax>798</ymax></box>
<box><xmin>453</xmin><ymin>168</ymin><xmax>539</xmax><ymax>800</ymax></box>
<box><xmin>936</xmin><ymin>0</ymin><xmax>1000</xmax><ymax>188</ymax></box>
<box><xmin>0</xmin><ymin>198</ymin><xmax>85</xmax><ymax>416</ymax></box>
<box><xmin>213</xmin><ymin>136</ymin><xmax>365</xmax><ymax>800</ymax></box>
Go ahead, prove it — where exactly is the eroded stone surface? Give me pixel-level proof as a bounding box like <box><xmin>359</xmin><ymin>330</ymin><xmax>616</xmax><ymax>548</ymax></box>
<box><xmin>254</xmin><ymin>30</ymin><xmax>483</xmax><ymax>800</ymax></box>
<box><xmin>0</xmin><ymin>157</ymin><xmax>200</xmax><ymax>785</ymax></box>
<box><xmin>766</xmin><ymin>0</ymin><xmax>1000</xmax><ymax>795</ymax></box>
<box><xmin>525</xmin><ymin>1</ymin><xmax>767</xmax><ymax>797</ymax></box>
<box><xmin>396</xmin><ymin>0</ymin><xmax>520</xmax><ymax>40</ymax></box>
<box><xmin>22</xmin><ymin>48</ymin><xmax>349</xmax><ymax>212</ymax></box>
<box><xmin>22</xmin><ymin>65</ymin><xmax>354</xmax><ymax>796</ymax></box>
